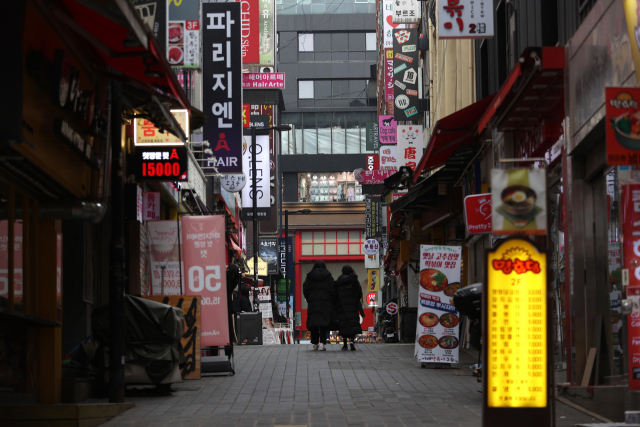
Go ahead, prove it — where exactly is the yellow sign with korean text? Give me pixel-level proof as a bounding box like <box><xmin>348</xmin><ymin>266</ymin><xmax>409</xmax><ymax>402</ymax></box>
<box><xmin>486</xmin><ymin>238</ymin><xmax>547</xmax><ymax>408</ymax></box>
<box><xmin>134</xmin><ymin>109</ymin><xmax>189</xmax><ymax>145</ymax></box>
<box><xmin>368</xmin><ymin>269</ymin><xmax>380</xmax><ymax>292</ymax></box>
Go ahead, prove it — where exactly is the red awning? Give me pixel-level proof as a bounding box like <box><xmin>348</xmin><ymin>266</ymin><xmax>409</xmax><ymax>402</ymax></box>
<box><xmin>228</xmin><ymin>238</ymin><xmax>242</xmax><ymax>259</ymax></box>
<box><xmin>413</xmin><ymin>94</ymin><xmax>495</xmax><ymax>183</ymax></box>
<box><xmin>478</xmin><ymin>63</ymin><xmax>522</xmax><ymax>134</ymax></box>
<box><xmin>53</xmin><ymin>0</ymin><xmax>189</xmax><ymax>113</ymax></box>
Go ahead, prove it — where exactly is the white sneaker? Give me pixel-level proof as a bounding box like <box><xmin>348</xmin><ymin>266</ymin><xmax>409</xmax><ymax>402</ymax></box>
<box><xmin>313</xmin><ymin>344</ymin><xmax>318</xmax><ymax>351</ymax></box>
<box><xmin>318</xmin><ymin>343</ymin><xmax>326</xmax><ymax>351</ymax></box>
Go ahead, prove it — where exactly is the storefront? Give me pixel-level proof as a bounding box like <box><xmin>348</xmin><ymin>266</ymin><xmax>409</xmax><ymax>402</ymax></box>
<box><xmin>298</xmin><ymin>172</ymin><xmax>366</xmax><ymax>203</ymax></box>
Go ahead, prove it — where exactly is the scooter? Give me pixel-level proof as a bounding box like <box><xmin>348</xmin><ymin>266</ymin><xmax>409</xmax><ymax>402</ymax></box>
<box><xmin>382</xmin><ymin>317</ymin><xmax>398</xmax><ymax>343</ymax></box>
<box><xmin>453</xmin><ymin>283</ymin><xmax>482</xmax><ymax>382</ymax></box>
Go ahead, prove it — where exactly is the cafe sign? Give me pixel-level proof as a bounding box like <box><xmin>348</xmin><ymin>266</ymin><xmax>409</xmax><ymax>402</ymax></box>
<box><xmin>484</xmin><ymin>237</ymin><xmax>550</xmax><ymax>424</ymax></box>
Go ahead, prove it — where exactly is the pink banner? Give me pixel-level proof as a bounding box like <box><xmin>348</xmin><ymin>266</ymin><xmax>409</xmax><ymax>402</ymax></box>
<box><xmin>379</xmin><ymin>115</ymin><xmax>397</xmax><ymax>144</ymax></box>
<box><xmin>182</xmin><ymin>216</ymin><xmax>229</xmax><ymax>347</ymax></box>
<box><xmin>242</xmin><ymin>73</ymin><xmax>285</xmax><ymax>89</ymax></box>
<box><xmin>384</xmin><ymin>49</ymin><xmax>394</xmax><ymax>101</ymax></box>
<box><xmin>0</xmin><ymin>221</ymin><xmax>23</xmax><ymax>300</ymax></box>
<box><xmin>357</xmin><ymin>170</ymin><xmax>396</xmax><ymax>184</ymax></box>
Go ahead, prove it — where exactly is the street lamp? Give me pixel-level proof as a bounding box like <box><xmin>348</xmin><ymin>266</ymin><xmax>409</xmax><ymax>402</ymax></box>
<box><xmin>284</xmin><ymin>208</ymin><xmax>311</xmax><ymax>343</ymax></box>
<box><xmin>250</xmin><ymin>124</ymin><xmax>291</xmax><ymax>296</ymax></box>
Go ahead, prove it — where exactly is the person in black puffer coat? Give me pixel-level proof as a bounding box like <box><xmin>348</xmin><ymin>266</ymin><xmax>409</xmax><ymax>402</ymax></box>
<box><xmin>303</xmin><ymin>260</ymin><xmax>336</xmax><ymax>351</ymax></box>
<box><xmin>226</xmin><ymin>264</ymin><xmax>241</xmax><ymax>345</ymax></box>
<box><xmin>336</xmin><ymin>265</ymin><xmax>364</xmax><ymax>351</ymax></box>
<box><xmin>240</xmin><ymin>284</ymin><xmax>253</xmax><ymax>313</ymax></box>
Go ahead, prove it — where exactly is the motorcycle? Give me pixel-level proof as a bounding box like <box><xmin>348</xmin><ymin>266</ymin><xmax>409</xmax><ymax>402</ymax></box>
<box><xmin>382</xmin><ymin>316</ymin><xmax>398</xmax><ymax>343</ymax></box>
<box><xmin>452</xmin><ymin>282</ymin><xmax>482</xmax><ymax>382</ymax></box>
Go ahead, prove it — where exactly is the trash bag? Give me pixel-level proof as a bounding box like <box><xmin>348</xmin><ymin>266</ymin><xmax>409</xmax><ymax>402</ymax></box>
<box><xmin>91</xmin><ymin>295</ymin><xmax>186</xmax><ymax>385</ymax></box>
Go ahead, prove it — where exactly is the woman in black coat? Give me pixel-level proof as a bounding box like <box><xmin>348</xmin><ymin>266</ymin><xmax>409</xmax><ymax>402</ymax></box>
<box><xmin>335</xmin><ymin>265</ymin><xmax>364</xmax><ymax>351</ymax></box>
<box><xmin>226</xmin><ymin>264</ymin><xmax>241</xmax><ymax>347</ymax></box>
<box><xmin>303</xmin><ymin>260</ymin><xmax>336</xmax><ymax>351</ymax></box>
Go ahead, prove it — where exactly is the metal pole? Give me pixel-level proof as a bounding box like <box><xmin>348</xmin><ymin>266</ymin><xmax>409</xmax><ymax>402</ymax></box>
<box><xmin>108</xmin><ymin>79</ymin><xmax>125</xmax><ymax>403</ymax></box>
<box><xmin>252</xmin><ymin>126</ymin><xmax>258</xmax><ymax>290</ymax></box>
<box><xmin>160</xmin><ymin>265</ymin><xmax>166</xmax><ymax>296</ymax></box>
<box><xmin>285</xmin><ymin>210</ymin><xmax>290</xmax><ymax>328</ymax></box>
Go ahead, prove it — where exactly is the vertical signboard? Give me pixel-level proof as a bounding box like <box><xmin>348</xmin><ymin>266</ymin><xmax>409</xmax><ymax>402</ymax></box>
<box><xmin>278</xmin><ymin>237</ymin><xmax>294</xmax><ymax>288</ymax></box>
<box><xmin>379</xmin><ymin>115</ymin><xmax>397</xmax><ymax>144</ymax></box>
<box><xmin>438</xmin><ymin>0</ymin><xmax>494</xmax><ymax>39</ymax></box>
<box><xmin>259</xmin><ymin>238</ymin><xmax>278</xmax><ymax>274</ymax></box>
<box><xmin>241</xmin><ymin>134</ymin><xmax>271</xmax><ymax>220</ymax></box>
<box><xmin>380</xmin><ymin>145</ymin><xmax>398</xmax><ymax>171</ymax></box>
<box><xmin>259</xmin><ymin>0</ymin><xmax>275</xmax><ymax>65</ymax></box>
<box><xmin>366</xmin><ymin>122</ymin><xmax>380</xmax><ymax>151</ymax></box>
<box><xmin>393</xmin><ymin>29</ymin><xmax>419</xmax><ymax>121</ymax></box>
<box><xmin>236</xmin><ymin>0</ymin><xmax>260</xmax><ymax>64</ymax></box>
<box><xmin>251</xmin><ymin>105</ymin><xmax>278</xmax><ymax>232</ymax></box>
<box><xmin>368</xmin><ymin>269</ymin><xmax>380</xmax><ymax>292</ymax></box>
<box><xmin>397</xmin><ymin>125</ymin><xmax>423</xmax><ymax>171</ymax></box>
<box><xmin>415</xmin><ymin>245</ymin><xmax>462</xmax><ymax>364</ymax></box>
<box><xmin>491</xmin><ymin>169</ymin><xmax>547</xmax><ymax>235</ymax></box>
<box><xmin>384</xmin><ymin>49</ymin><xmax>395</xmax><ymax>102</ymax></box>
<box><xmin>182</xmin><ymin>216</ymin><xmax>229</xmax><ymax>347</ymax></box>
<box><xmin>142</xmin><ymin>192</ymin><xmax>161</xmax><ymax>221</ymax></box>
<box><xmin>167</xmin><ymin>0</ymin><xmax>200</xmax><ymax>70</ymax></box>
<box><xmin>392</xmin><ymin>0</ymin><xmax>421</xmax><ymax>23</ymax></box>
<box><xmin>147</xmin><ymin>221</ymin><xmax>182</xmax><ymax>295</ymax></box>
<box><xmin>484</xmin><ymin>237</ymin><xmax>549</xmax><ymax>425</ymax></box>
<box><xmin>366</xmin><ymin>154</ymin><xmax>379</xmax><ymax>171</ymax></box>
<box><xmin>383</xmin><ymin>0</ymin><xmax>404</xmax><ymax>49</ymax></box>
<box><xmin>605</xmin><ymin>87</ymin><xmax>640</xmax><ymax>165</ymax></box>
<box><xmin>622</xmin><ymin>183</ymin><xmax>640</xmax><ymax>390</ymax></box>
<box><xmin>132</xmin><ymin>0</ymin><xmax>167</xmax><ymax>51</ymax></box>
<box><xmin>202</xmin><ymin>3</ymin><xmax>243</xmax><ymax>173</ymax></box>
<box><xmin>365</xmin><ymin>197</ymin><xmax>381</xmax><ymax>238</ymax></box>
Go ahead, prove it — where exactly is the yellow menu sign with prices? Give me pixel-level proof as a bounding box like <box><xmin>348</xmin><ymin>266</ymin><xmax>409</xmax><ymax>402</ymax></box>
<box><xmin>134</xmin><ymin>109</ymin><xmax>189</xmax><ymax>145</ymax></box>
<box><xmin>487</xmin><ymin>238</ymin><xmax>547</xmax><ymax>408</ymax></box>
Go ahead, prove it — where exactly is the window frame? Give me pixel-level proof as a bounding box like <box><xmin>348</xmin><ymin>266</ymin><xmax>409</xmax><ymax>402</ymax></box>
<box><xmin>299</xmin><ymin>229</ymin><xmax>366</xmax><ymax>259</ymax></box>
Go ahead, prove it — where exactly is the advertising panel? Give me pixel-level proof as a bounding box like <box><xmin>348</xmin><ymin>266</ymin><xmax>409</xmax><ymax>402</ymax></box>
<box><xmin>241</xmin><ymin>134</ymin><xmax>271</xmax><ymax>221</ymax></box>
<box><xmin>202</xmin><ymin>3</ymin><xmax>243</xmax><ymax>173</ymax></box>
<box><xmin>134</xmin><ymin>145</ymin><xmax>189</xmax><ymax>182</ymax></box>
<box><xmin>259</xmin><ymin>237</ymin><xmax>278</xmax><ymax>275</ymax></box>
<box><xmin>368</xmin><ymin>269</ymin><xmax>380</xmax><ymax>292</ymax></box>
<box><xmin>396</xmin><ymin>125</ymin><xmax>423</xmax><ymax>171</ymax></box>
<box><xmin>379</xmin><ymin>115</ymin><xmax>397</xmax><ymax>145</ymax></box>
<box><xmin>236</xmin><ymin>0</ymin><xmax>260</xmax><ymax>64</ymax></box>
<box><xmin>147</xmin><ymin>221</ymin><xmax>182</xmax><ymax>296</ymax></box>
<box><xmin>491</xmin><ymin>169</ymin><xmax>547</xmax><ymax>235</ymax></box>
<box><xmin>392</xmin><ymin>0</ymin><xmax>421</xmax><ymax>23</ymax></box>
<box><xmin>485</xmin><ymin>238</ymin><xmax>547</xmax><ymax>408</ymax></box>
<box><xmin>167</xmin><ymin>20</ymin><xmax>199</xmax><ymax>68</ymax></box>
<box><xmin>242</xmin><ymin>72</ymin><xmax>285</xmax><ymax>89</ymax></box>
<box><xmin>622</xmin><ymin>183</ymin><xmax>640</xmax><ymax>390</ymax></box>
<box><xmin>182</xmin><ymin>215</ymin><xmax>229</xmax><ymax>347</ymax></box>
<box><xmin>393</xmin><ymin>29</ymin><xmax>420</xmax><ymax>121</ymax></box>
<box><xmin>259</xmin><ymin>0</ymin><xmax>275</xmax><ymax>65</ymax></box>
<box><xmin>134</xmin><ymin>110</ymin><xmax>188</xmax><ymax>145</ymax></box>
<box><xmin>383</xmin><ymin>0</ymin><xmax>405</xmax><ymax>48</ymax></box>
<box><xmin>605</xmin><ymin>87</ymin><xmax>640</xmax><ymax>165</ymax></box>
<box><xmin>380</xmin><ymin>145</ymin><xmax>398</xmax><ymax>171</ymax></box>
<box><xmin>366</xmin><ymin>122</ymin><xmax>380</xmax><ymax>151</ymax></box>
<box><xmin>415</xmin><ymin>245</ymin><xmax>462</xmax><ymax>364</ymax></box>
<box><xmin>142</xmin><ymin>192</ymin><xmax>161</xmax><ymax>221</ymax></box>
<box><xmin>438</xmin><ymin>0</ymin><xmax>494</xmax><ymax>39</ymax></box>
<box><xmin>464</xmin><ymin>194</ymin><xmax>492</xmax><ymax>234</ymax></box>
<box><xmin>384</xmin><ymin>49</ymin><xmax>394</xmax><ymax>102</ymax></box>
<box><xmin>250</xmin><ymin>104</ymin><xmax>277</xmax><ymax>232</ymax></box>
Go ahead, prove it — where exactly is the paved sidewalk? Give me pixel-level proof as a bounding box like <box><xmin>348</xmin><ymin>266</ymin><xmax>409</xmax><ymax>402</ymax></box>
<box><xmin>99</xmin><ymin>344</ymin><xmax>599</xmax><ymax>427</ymax></box>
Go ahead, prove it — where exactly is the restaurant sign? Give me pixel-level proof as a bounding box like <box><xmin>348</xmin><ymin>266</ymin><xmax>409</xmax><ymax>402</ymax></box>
<box><xmin>606</xmin><ymin>87</ymin><xmax>640</xmax><ymax>165</ymax></box>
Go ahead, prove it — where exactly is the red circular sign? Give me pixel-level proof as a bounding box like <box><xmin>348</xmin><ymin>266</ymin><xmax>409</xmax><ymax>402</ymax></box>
<box><xmin>366</xmin><ymin>292</ymin><xmax>377</xmax><ymax>304</ymax></box>
<box><xmin>386</xmin><ymin>302</ymin><xmax>398</xmax><ymax>315</ymax></box>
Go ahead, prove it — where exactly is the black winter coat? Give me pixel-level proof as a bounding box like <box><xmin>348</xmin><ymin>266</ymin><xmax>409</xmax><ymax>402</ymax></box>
<box><xmin>335</xmin><ymin>273</ymin><xmax>363</xmax><ymax>336</ymax></box>
<box><xmin>303</xmin><ymin>268</ymin><xmax>336</xmax><ymax>328</ymax></box>
<box><xmin>240</xmin><ymin>284</ymin><xmax>253</xmax><ymax>312</ymax></box>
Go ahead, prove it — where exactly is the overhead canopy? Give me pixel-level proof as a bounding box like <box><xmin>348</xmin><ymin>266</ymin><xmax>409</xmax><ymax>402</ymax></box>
<box><xmin>413</xmin><ymin>94</ymin><xmax>495</xmax><ymax>183</ymax></box>
<box><xmin>42</xmin><ymin>0</ymin><xmax>203</xmax><ymax>138</ymax></box>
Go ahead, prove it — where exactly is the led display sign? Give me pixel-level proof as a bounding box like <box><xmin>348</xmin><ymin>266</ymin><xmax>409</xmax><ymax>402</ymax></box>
<box><xmin>135</xmin><ymin>146</ymin><xmax>188</xmax><ymax>182</ymax></box>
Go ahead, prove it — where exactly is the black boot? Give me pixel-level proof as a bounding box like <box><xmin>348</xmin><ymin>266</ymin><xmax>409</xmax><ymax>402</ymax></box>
<box><xmin>342</xmin><ymin>339</ymin><xmax>348</xmax><ymax>350</ymax></box>
<box><xmin>350</xmin><ymin>343</ymin><xmax>356</xmax><ymax>351</ymax></box>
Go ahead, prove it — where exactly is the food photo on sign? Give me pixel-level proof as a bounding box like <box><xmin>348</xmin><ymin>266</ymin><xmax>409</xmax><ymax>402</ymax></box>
<box><xmin>491</xmin><ymin>169</ymin><xmax>546</xmax><ymax>235</ymax></box>
<box><xmin>606</xmin><ymin>87</ymin><xmax>640</xmax><ymax>165</ymax></box>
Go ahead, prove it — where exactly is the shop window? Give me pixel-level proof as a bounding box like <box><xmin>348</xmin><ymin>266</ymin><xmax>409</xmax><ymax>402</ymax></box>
<box><xmin>298</xmin><ymin>33</ymin><xmax>314</xmax><ymax>51</ymax></box>
<box><xmin>298</xmin><ymin>80</ymin><xmax>314</xmax><ymax>99</ymax></box>
<box><xmin>365</xmin><ymin>32</ymin><xmax>376</xmax><ymax>51</ymax></box>
<box><xmin>300</xmin><ymin>230</ymin><xmax>365</xmax><ymax>257</ymax></box>
<box><xmin>298</xmin><ymin>172</ymin><xmax>364</xmax><ymax>202</ymax></box>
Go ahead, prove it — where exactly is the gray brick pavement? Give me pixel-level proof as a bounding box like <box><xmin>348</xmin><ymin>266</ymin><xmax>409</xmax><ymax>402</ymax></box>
<box><xmin>97</xmin><ymin>344</ymin><xmax>600</xmax><ymax>427</ymax></box>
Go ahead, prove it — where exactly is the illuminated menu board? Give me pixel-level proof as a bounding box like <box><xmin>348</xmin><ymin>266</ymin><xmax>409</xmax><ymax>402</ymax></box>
<box><xmin>486</xmin><ymin>238</ymin><xmax>547</xmax><ymax>408</ymax></box>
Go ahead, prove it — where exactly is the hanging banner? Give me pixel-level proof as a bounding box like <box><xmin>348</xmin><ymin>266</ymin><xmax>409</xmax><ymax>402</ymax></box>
<box><xmin>142</xmin><ymin>192</ymin><xmax>161</xmax><ymax>221</ymax></box>
<box><xmin>202</xmin><ymin>2</ymin><xmax>243</xmax><ymax>173</ymax></box>
<box><xmin>236</xmin><ymin>0</ymin><xmax>260</xmax><ymax>64</ymax></box>
<box><xmin>241</xmin><ymin>134</ymin><xmax>271</xmax><ymax>221</ymax></box>
<box><xmin>379</xmin><ymin>115</ymin><xmax>397</xmax><ymax>144</ymax></box>
<box><xmin>147</xmin><ymin>221</ymin><xmax>182</xmax><ymax>296</ymax></box>
<box><xmin>278</xmin><ymin>237</ymin><xmax>294</xmax><ymax>295</ymax></box>
<box><xmin>182</xmin><ymin>215</ymin><xmax>229</xmax><ymax>347</ymax></box>
<box><xmin>393</xmin><ymin>28</ymin><xmax>419</xmax><ymax>122</ymax></box>
<box><xmin>605</xmin><ymin>87</ymin><xmax>640</xmax><ymax>165</ymax></box>
<box><xmin>485</xmin><ymin>237</ymin><xmax>548</xmax><ymax>410</ymax></box>
<box><xmin>366</xmin><ymin>122</ymin><xmax>380</xmax><ymax>151</ymax></box>
<box><xmin>365</xmin><ymin>196</ymin><xmax>382</xmax><ymax>238</ymax></box>
<box><xmin>491</xmin><ymin>169</ymin><xmax>547</xmax><ymax>235</ymax></box>
<box><xmin>397</xmin><ymin>125</ymin><xmax>423</xmax><ymax>171</ymax></box>
<box><xmin>392</xmin><ymin>0</ymin><xmax>421</xmax><ymax>24</ymax></box>
<box><xmin>251</xmin><ymin>105</ymin><xmax>278</xmax><ymax>232</ymax></box>
<box><xmin>380</xmin><ymin>145</ymin><xmax>398</xmax><ymax>171</ymax></box>
<box><xmin>438</xmin><ymin>0</ymin><xmax>494</xmax><ymax>39</ymax></box>
<box><xmin>415</xmin><ymin>245</ymin><xmax>462</xmax><ymax>364</ymax></box>
<box><xmin>259</xmin><ymin>237</ymin><xmax>278</xmax><ymax>274</ymax></box>
<box><xmin>384</xmin><ymin>49</ymin><xmax>394</xmax><ymax>102</ymax></box>
<box><xmin>259</xmin><ymin>0</ymin><xmax>275</xmax><ymax>65</ymax></box>
<box><xmin>368</xmin><ymin>269</ymin><xmax>380</xmax><ymax>292</ymax></box>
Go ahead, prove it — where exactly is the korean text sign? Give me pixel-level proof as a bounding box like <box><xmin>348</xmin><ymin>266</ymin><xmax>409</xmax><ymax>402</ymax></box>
<box><xmin>606</xmin><ymin>87</ymin><xmax>640</xmax><ymax>165</ymax></box>
<box><xmin>392</xmin><ymin>0</ymin><xmax>421</xmax><ymax>24</ymax></box>
<box><xmin>182</xmin><ymin>216</ymin><xmax>229</xmax><ymax>347</ymax></box>
<box><xmin>485</xmin><ymin>238</ymin><xmax>547</xmax><ymax>408</ymax></box>
<box><xmin>236</xmin><ymin>0</ymin><xmax>260</xmax><ymax>63</ymax></box>
<box><xmin>202</xmin><ymin>3</ymin><xmax>243</xmax><ymax>173</ymax></box>
<box><xmin>134</xmin><ymin>110</ymin><xmax>188</xmax><ymax>145</ymax></box>
<box><xmin>415</xmin><ymin>245</ymin><xmax>462</xmax><ymax>364</ymax></box>
<box><xmin>259</xmin><ymin>0</ymin><xmax>275</xmax><ymax>65</ymax></box>
<box><xmin>438</xmin><ymin>0</ymin><xmax>494</xmax><ymax>39</ymax></box>
<box><xmin>380</xmin><ymin>145</ymin><xmax>398</xmax><ymax>171</ymax></box>
<box><xmin>464</xmin><ymin>194</ymin><xmax>492</xmax><ymax>234</ymax></box>
<box><xmin>241</xmin><ymin>134</ymin><xmax>271</xmax><ymax>220</ymax></box>
<box><xmin>384</xmin><ymin>49</ymin><xmax>394</xmax><ymax>101</ymax></box>
<box><xmin>396</xmin><ymin>125</ymin><xmax>423</xmax><ymax>171</ymax></box>
<box><xmin>393</xmin><ymin>29</ymin><xmax>420</xmax><ymax>121</ymax></box>
<box><xmin>366</xmin><ymin>122</ymin><xmax>380</xmax><ymax>151</ymax></box>
<box><xmin>242</xmin><ymin>73</ymin><xmax>285</xmax><ymax>89</ymax></box>
<box><xmin>379</xmin><ymin>115</ymin><xmax>397</xmax><ymax>144</ymax></box>
<box><xmin>383</xmin><ymin>0</ymin><xmax>404</xmax><ymax>48</ymax></box>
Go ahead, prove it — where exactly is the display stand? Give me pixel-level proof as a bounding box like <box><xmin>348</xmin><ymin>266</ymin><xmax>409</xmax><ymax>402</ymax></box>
<box><xmin>200</xmin><ymin>344</ymin><xmax>235</xmax><ymax>376</ymax></box>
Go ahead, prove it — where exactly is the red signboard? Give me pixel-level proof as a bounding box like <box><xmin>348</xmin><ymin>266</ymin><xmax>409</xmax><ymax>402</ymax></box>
<box><xmin>366</xmin><ymin>155</ymin><xmax>379</xmax><ymax>171</ymax></box>
<box><xmin>606</xmin><ymin>87</ymin><xmax>640</xmax><ymax>165</ymax></box>
<box><xmin>236</xmin><ymin>0</ymin><xmax>260</xmax><ymax>63</ymax></box>
<box><xmin>464</xmin><ymin>194</ymin><xmax>492</xmax><ymax>234</ymax></box>
<box><xmin>182</xmin><ymin>216</ymin><xmax>229</xmax><ymax>347</ymax></box>
<box><xmin>355</xmin><ymin>170</ymin><xmax>396</xmax><ymax>184</ymax></box>
<box><xmin>622</xmin><ymin>183</ymin><xmax>640</xmax><ymax>389</ymax></box>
